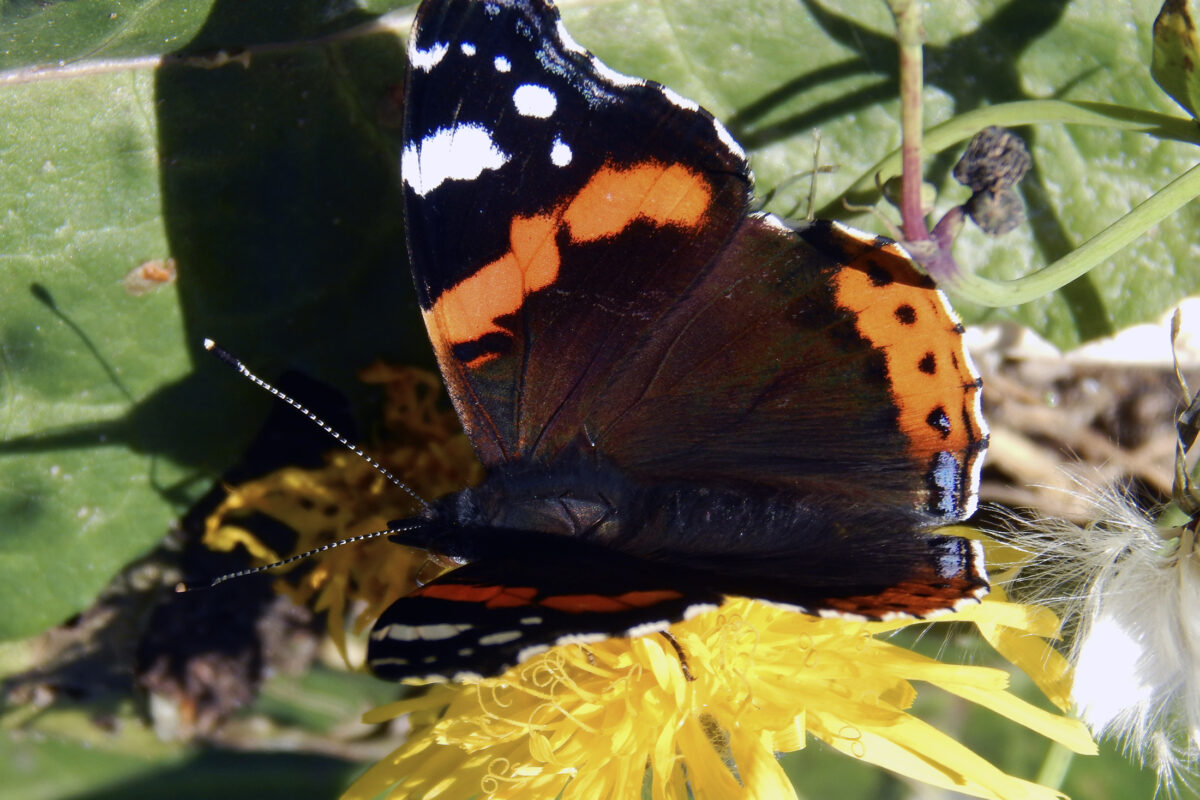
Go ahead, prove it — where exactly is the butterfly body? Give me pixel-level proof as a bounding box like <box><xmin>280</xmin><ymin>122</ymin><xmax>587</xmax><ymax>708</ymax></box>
<box><xmin>369</xmin><ymin>0</ymin><xmax>989</xmax><ymax>683</ymax></box>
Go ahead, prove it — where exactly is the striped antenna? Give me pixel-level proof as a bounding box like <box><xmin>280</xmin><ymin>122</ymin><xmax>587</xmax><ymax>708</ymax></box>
<box><xmin>202</xmin><ymin>338</ymin><xmax>431</xmax><ymax>511</ymax></box>
<box><xmin>186</xmin><ymin>338</ymin><xmax>437</xmax><ymax>592</ymax></box>
<box><xmin>181</xmin><ymin>523</ymin><xmax>423</xmax><ymax>591</ymax></box>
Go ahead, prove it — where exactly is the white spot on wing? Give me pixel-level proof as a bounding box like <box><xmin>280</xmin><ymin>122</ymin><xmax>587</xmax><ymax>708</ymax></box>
<box><xmin>370</xmin><ymin>656</ymin><xmax>410</xmax><ymax>666</ymax></box>
<box><xmin>413</xmin><ymin>674</ymin><xmax>449</xmax><ymax>684</ymax></box>
<box><xmin>417</xmin><ymin>623</ymin><xmax>473</xmax><ymax>641</ymax></box>
<box><xmin>513</xmin><ymin>83</ymin><xmax>557</xmax><ymax>118</ymax></box>
<box><xmin>555</xmin><ymin>632</ymin><xmax>608</xmax><ymax>646</ymax></box>
<box><xmin>683</xmin><ymin>603</ymin><xmax>719</xmax><ymax>621</ymax></box>
<box><xmin>378</xmin><ymin>624</ymin><xmax>419</xmax><ymax>642</ymax></box>
<box><xmin>402</xmin><ymin>124</ymin><xmax>510</xmax><ymax>197</ymax></box>
<box><xmin>519</xmin><ymin>616</ymin><xmax>544</xmax><ymax>626</ymax></box>
<box><xmin>517</xmin><ymin>644</ymin><xmax>551</xmax><ymax>662</ymax></box>
<box><xmin>408</xmin><ymin>40</ymin><xmax>449</xmax><ymax>72</ymax></box>
<box><xmin>550</xmin><ymin>136</ymin><xmax>572</xmax><ymax>166</ymax></box>
<box><xmin>818</xmin><ymin>608</ymin><xmax>869</xmax><ymax>622</ymax></box>
<box><xmin>460</xmin><ymin>42</ymin><xmax>476</xmax><ymax>56</ymax></box>
<box><xmin>494</xmin><ymin>55</ymin><xmax>511</xmax><ymax>72</ymax></box>
<box><xmin>478</xmin><ymin>630</ymin><xmax>523</xmax><ymax>646</ymax></box>
<box><xmin>375</xmin><ymin>622</ymin><xmax>473</xmax><ymax>641</ymax></box>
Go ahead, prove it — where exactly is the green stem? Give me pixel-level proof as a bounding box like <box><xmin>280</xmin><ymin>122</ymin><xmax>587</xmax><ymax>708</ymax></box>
<box><xmin>944</xmin><ymin>160</ymin><xmax>1200</xmax><ymax>306</ymax></box>
<box><xmin>890</xmin><ymin>0</ymin><xmax>929</xmax><ymax>242</ymax></box>
<box><xmin>817</xmin><ymin>99</ymin><xmax>1199</xmax><ymax>218</ymax></box>
<box><xmin>1034</xmin><ymin>741</ymin><xmax>1076</xmax><ymax>791</ymax></box>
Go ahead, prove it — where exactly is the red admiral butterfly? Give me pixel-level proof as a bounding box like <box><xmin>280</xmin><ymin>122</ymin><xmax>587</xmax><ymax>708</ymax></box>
<box><xmin>368</xmin><ymin>0</ymin><xmax>989</xmax><ymax>683</ymax></box>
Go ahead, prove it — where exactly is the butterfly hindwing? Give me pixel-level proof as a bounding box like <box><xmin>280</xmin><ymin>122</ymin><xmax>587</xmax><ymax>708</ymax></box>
<box><xmin>368</xmin><ymin>535</ymin><xmax>723</xmax><ymax>681</ymax></box>
<box><xmin>587</xmin><ymin>216</ymin><xmax>986</xmax><ymax>521</ymax></box>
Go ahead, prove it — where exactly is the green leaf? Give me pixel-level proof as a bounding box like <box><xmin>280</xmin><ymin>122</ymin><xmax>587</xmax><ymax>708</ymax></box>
<box><xmin>0</xmin><ymin>2</ymin><xmax>419</xmax><ymax>639</ymax></box>
<box><xmin>0</xmin><ymin>732</ymin><xmax>359</xmax><ymax>800</ymax></box>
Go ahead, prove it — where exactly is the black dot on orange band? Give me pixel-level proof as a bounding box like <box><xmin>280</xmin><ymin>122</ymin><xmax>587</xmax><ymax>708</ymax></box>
<box><xmin>926</xmin><ymin>406</ymin><xmax>952</xmax><ymax>437</ymax></box>
<box><xmin>894</xmin><ymin>304</ymin><xmax>917</xmax><ymax>325</ymax></box>
<box><xmin>918</xmin><ymin>352</ymin><xmax>937</xmax><ymax>374</ymax></box>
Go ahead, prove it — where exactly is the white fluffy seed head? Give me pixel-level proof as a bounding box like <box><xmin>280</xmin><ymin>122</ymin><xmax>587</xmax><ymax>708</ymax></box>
<box><xmin>995</xmin><ymin>472</ymin><xmax>1200</xmax><ymax>792</ymax></box>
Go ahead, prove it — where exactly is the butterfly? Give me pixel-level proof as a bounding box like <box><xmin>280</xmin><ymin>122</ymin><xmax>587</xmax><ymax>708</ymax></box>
<box><xmin>366</xmin><ymin>0</ymin><xmax>989</xmax><ymax>682</ymax></box>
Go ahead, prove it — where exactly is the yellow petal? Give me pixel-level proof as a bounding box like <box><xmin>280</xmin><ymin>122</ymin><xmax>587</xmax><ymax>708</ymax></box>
<box><xmin>677</xmin><ymin>714</ymin><xmax>746</xmax><ymax>800</ymax></box>
<box><xmin>729</xmin><ymin>728</ymin><xmax>799</xmax><ymax>800</ymax></box>
<box><xmin>815</xmin><ymin>711</ymin><xmax>1062</xmax><ymax>800</ymax></box>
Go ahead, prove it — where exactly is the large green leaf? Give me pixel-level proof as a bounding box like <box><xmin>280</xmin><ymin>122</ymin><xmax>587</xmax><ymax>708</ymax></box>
<box><xmin>1</xmin><ymin>1</ymin><xmax>419</xmax><ymax>639</ymax></box>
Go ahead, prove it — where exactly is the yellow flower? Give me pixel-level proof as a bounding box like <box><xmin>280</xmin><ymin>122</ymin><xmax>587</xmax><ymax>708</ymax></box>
<box><xmin>344</xmin><ymin>596</ymin><xmax>1094</xmax><ymax>800</ymax></box>
<box><xmin>203</xmin><ymin>363</ymin><xmax>483</xmax><ymax>661</ymax></box>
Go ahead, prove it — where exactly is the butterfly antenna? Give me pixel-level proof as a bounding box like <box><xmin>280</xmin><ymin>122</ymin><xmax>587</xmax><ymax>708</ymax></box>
<box><xmin>202</xmin><ymin>338</ymin><xmax>432</xmax><ymax>512</ymax></box>
<box><xmin>181</xmin><ymin>522</ymin><xmax>423</xmax><ymax>591</ymax></box>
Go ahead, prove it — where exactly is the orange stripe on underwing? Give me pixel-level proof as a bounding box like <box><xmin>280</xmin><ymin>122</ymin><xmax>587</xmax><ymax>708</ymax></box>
<box><xmin>417</xmin><ymin>584</ymin><xmax>539</xmax><ymax>608</ymax></box>
<box><xmin>428</xmin><ymin>212</ymin><xmax>561</xmax><ymax>348</ymax></box>
<box><xmin>540</xmin><ymin>589</ymin><xmax>683</xmax><ymax>614</ymax></box>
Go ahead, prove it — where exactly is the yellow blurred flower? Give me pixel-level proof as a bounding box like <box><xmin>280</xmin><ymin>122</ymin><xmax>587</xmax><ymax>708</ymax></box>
<box><xmin>203</xmin><ymin>363</ymin><xmax>483</xmax><ymax>661</ymax></box>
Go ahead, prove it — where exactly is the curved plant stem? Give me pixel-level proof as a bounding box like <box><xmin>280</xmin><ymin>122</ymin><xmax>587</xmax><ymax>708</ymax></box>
<box><xmin>818</xmin><ymin>100</ymin><xmax>1199</xmax><ymax>218</ymax></box>
<box><xmin>816</xmin><ymin>92</ymin><xmax>1200</xmax><ymax>307</ymax></box>
<box><xmin>945</xmin><ymin>160</ymin><xmax>1200</xmax><ymax>306</ymax></box>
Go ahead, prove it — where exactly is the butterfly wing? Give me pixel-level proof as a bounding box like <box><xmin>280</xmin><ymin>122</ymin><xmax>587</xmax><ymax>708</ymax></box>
<box><xmin>403</xmin><ymin>0</ymin><xmax>752</xmax><ymax>468</ymax></box>
<box><xmin>394</xmin><ymin>0</ymin><xmax>989</xmax><ymax>682</ymax></box>
<box><xmin>368</xmin><ymin>533</ymin><xmax>722</xmax><ymax>681</ymax></box>
<box><xmin>367</xmin><ymin>521</ymin><xmax>985</xmax><ymax>680</ymax></box>
<box><xmin>588</xmin><ymin>216</ymin><xmax>987</xmax><ymax>521</ymax></box>
<box><xmin>402</xmin><ymin>0</ymin><xmax>984</xmax><ymax>522</ymax></box>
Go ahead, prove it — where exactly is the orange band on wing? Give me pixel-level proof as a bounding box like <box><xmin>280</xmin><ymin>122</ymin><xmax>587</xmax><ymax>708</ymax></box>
<box><xmin>563</xmin><ymin>162</ymin><xmax>711</xmax><ymax>242</ymax></box>
<box><xmin>830</xmin><ymin>242</ymin><xmax>982</xmax><ymax>460</ymax></box>
<box><xmin>433</xmin><ymin>212</ymin><xmax>560</xmax><ymax>349</ymax></box>
<box><xmin>424</xmin><ymin>159</ymin><xmax>712</xmax><ymax>366</ymax></box>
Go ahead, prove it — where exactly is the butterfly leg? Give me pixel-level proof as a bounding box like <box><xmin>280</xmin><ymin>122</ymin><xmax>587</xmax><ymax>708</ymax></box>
<box><xmin>660</xmin><ymin>631</ymin><xmax>696</xmax><ymax>682</ymax></box>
